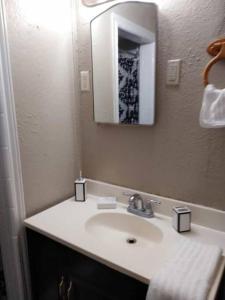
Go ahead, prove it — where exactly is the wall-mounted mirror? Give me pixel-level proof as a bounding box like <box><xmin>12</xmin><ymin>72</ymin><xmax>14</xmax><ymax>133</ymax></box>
<box><xmin>91</xmin><ymin>2</ymin><xmax>157</xmax><ymax>125</ymax></box>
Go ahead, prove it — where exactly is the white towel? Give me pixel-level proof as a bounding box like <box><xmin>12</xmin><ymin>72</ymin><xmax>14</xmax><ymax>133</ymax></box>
<box><xmin>200</xmin><ymin>84</ymin><xmax>225</xmax><ymax>128</ymax></box>
<box><xmin>146</xmin><ymin>239</ymin><xmax>222</xmax><ymax>300</ymax></box>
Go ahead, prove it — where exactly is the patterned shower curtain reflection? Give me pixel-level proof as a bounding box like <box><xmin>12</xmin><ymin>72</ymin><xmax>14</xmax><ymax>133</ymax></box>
<box><xmin>118</xmin><ymin>48</ymin><xmax>140</xmax><ymax>124</ymax></box>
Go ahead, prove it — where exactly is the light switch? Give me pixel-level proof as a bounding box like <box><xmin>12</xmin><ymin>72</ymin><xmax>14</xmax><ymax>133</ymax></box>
<box><xmin>166</xmin><ymin>59</ymin><xmax>181</xmax><ymax>85</ymax></box>
<box><xmin>80</xmin><ymin>71</ymin><xmax>90</xmax><ymax>91</ymax></box>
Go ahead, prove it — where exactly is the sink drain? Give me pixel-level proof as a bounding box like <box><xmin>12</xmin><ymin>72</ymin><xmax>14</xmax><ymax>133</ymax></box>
<box><xmin>126</xmin><ymin>237</ymin><xmax>137</xmax><ymax>244</ymax></box>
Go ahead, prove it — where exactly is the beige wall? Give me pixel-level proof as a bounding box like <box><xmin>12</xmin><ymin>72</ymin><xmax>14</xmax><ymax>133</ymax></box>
<box><xmin>78</xmin><ymin>0</ymin><xmax>225</xmax><ymax>210</ymax></box>
<box><xmin>5</xmin><ymin>0</ymin><xmax>81</xmax><ymax>216</ymax></box>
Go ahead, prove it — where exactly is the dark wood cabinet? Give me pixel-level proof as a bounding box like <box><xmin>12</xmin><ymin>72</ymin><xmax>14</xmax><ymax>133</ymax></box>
<box><xmin>26</xmin><ymin>229</ymin><xmax>148</xmax><ymax>300</ymax></box>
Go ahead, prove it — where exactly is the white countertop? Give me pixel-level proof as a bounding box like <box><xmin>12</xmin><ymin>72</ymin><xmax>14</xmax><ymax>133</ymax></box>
<box><xmin>24</xmin><ymin>195</ymin><xmax>225</xmax><ymax>298</ymax></box>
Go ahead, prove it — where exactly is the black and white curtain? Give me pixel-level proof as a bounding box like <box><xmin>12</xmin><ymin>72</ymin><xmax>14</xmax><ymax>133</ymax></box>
<box><xmin>118</xmin><ymin>48</ymin><xmax>139</xmax><ymax>124</ymax></box>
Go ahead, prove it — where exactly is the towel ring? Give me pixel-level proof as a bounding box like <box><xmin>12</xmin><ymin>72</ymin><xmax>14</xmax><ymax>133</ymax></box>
<box><xmin>203</xmin><ymin>38</ymin><xmax>225</xmax><ymax>86</ymax></box>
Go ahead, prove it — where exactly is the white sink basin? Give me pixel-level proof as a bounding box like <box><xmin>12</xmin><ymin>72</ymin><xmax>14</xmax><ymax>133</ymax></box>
<box><xmin>85</xmin><ymin>212</ymin><xmax>163</xmax><ymax>247</ymax></box>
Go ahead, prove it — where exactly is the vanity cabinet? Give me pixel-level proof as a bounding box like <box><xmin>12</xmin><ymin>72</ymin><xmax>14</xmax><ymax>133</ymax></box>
<box><xmin>26</xmin><ymin>229</ymin><xmax>148</xmax><ymax>300</ymax></box>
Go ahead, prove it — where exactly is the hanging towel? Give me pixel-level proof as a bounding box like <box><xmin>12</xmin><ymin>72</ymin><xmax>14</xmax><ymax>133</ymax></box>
<box><xmin>146</xmin><ymin>239</ymin><xmax>222</xmax><ymax>300</ymax></box>
<box><xmin>200</xmin><ymin>84</ymin><xmax>225</xmax><ymax>128</ymax></box>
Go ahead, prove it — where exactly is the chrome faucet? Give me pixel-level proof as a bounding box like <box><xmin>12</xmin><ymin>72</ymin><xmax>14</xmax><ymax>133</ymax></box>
<box><xmin>125</xmin><ymin>193</ymin><xmax>161</xmax><ymax>218</ymax></box>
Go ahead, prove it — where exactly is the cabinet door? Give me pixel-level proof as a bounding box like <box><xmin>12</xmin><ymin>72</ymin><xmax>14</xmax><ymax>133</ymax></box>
<box><xmin>216</xmin><ymin>268</ymin><xmax>225</xmax><ymax>300</ymax></box>
<box><xmin>27</xmin><ymin>229</ymin><xmax>147</xmax><ymax>300</ymax></box>
<box><xmin>66</xmin><ymin>279</ymin><xmax>111</xmax><ymax>300</ymax></box>
<box><xmin>66</xmin><ymin>248</ymin><xmax>147</xmax><ymax>300</ymax></box>
<box><xmin>27</xmin><ymin>229</ymin><xmax>68</xmax><ymax>300</ymax></box>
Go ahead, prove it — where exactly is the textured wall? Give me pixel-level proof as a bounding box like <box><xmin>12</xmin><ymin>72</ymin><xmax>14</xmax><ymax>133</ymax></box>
<box><xmin>78</xmin><ymin>0</ymin><xmax>225</xmax><ymax>210</ymax></box>
<box><xmin>5</xmin><ymin>0</ymin><xmax>81</xmax><ymax>216</ymax></box>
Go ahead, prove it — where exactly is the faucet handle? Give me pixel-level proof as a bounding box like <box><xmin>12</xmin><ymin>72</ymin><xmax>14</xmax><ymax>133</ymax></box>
<box><xmin>145</xmin><ymin>199</ymin><xmax>161</xmax><ymax>216</ymax></box>
<box><xmin>150</xmin><ymin>199</ymin><xmax>161</xmax><ymax>206</ymax></box>
<box><xmin>123</xmin><ymin>191</ymin><xmax>133</xmax><ymax>197</ymax></box>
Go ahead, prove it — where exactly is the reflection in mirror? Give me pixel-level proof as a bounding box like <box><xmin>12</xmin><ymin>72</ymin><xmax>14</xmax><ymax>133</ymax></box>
<box><xmin>91</xmin><ymin>2</ymin><xmax>157</xmax><ymax>125</ymax></box>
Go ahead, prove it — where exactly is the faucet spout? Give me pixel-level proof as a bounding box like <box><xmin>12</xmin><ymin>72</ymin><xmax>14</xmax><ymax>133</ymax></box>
<box><xmin>129</xmin><ymin>193</ymin><xmax>145</xmax><ymax>211</ymax></box>
<box><xmin>125</xmin><ymin>193</ymin><xmax>160</xmax><ymax>218</ymax></box>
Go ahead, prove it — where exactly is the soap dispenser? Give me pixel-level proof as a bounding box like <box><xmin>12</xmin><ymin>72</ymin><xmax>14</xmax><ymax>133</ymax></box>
<box><xmin>74</xmin><ymin>171</ymin><xmax>86</xmax><ymax>202</ymax></box>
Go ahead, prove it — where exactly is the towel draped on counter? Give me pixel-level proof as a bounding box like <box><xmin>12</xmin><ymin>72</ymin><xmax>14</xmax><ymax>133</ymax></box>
<box><xmin>146</xmin><ymin>239</ymin><xmax>222</xmax><ymax>300</ymax></box>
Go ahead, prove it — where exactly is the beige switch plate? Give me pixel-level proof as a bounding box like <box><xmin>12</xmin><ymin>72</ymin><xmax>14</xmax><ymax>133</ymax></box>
<box><xmin>166</xmin><ymin>59</ymin><xmax>181</xmax><ymax>85</ymax></box>
<box><xmin>80</xmin><ymin>71</ymin><xmax>90</xmax><ymax>91</ymax></box>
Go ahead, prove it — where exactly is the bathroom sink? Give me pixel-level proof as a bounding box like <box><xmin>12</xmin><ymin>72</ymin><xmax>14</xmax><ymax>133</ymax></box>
<box><xmin>85</xmin><ymin>212</ymin><xmax>163</xmax><ymax>247</ymax></box>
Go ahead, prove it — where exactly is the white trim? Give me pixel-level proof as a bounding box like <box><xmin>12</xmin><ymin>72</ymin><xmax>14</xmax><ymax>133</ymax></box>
<box><xmin>139</xmin><ymin>42</ymin><xmax>156</xmax><ymax>124</ymax></box>
<box><xmin>111</xmin><ymin>13</ymin><xmax>154</xmax><ymax>44</ymax></box>
<box><xmin>70</xmin><ymin>0</ymin><xmax>82</xmax><ymax>170</ymax></box>
<box><xmin>111</xmin><ymin>14</ymin><xmax>119</xmax><ymax>123</ymax></box>
<box><xmin>0</xmin><ymin>0</ymin><xmax>32</xmax><ymax>299</ymax></box>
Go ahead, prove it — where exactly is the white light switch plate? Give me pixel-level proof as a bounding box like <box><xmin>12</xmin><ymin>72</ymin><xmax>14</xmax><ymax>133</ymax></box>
<box><xmin>80</xmin><ymin>71</ymin><xmax>90</xmax><ymax>91</ymax></box>
<box><xmin>166</xmin><ymin>59</ymin><xmax>181</xmax><ymax>85</ymax></box>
